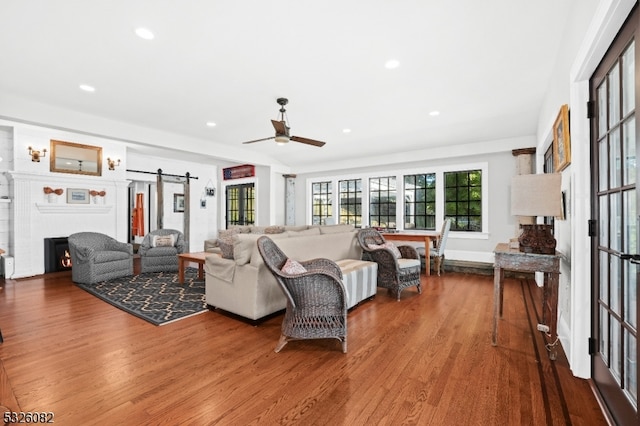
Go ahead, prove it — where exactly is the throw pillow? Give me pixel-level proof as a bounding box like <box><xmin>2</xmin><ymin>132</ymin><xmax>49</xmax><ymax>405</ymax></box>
<box><xmin>281</xmin><ymin>258</ymin><xmax>307</xmax><ymax>275</ymax></box>
<box><xmin>217</xmin><ymin>228</ymin><xmax>239</xmax><ymax>259</ymax></box>
<box><xmin>250</xmin><ymin>226</ymin><xmax>267</xmax><ymax>234</ymax></box>
<box><xmin>368</xmin><ymin>241</ymin><xmax>402</xmax><ymax>258</ymax></box>
<box><xmin>152</xmin><ymin>234</ymin><xmax>175</xmax><ymax>247</ymax></box>
<box><xmin>264</xmin><ymin>226</ymin><xmax>285</xmax><ymax>234</ymax></box>
<box><xmin>218</xmin><ymin>240</ymin><xmax>234</xmax><ymax>259</ymax></box>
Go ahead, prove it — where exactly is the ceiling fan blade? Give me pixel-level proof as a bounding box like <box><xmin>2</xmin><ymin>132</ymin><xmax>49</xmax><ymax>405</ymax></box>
<box><xmin>242</xmin><ymin>136</ymin><xmax>275</xmax><ymax>144</ymax></box>
<box><xmin>271</xmin><ymin>120</ymin><xmax>288</xmax><ymax>135</ymax></box>
<box><xmin>290</xmin><ymin>135</ymin><xmax>326</xmax><ymax>147</ymax></box>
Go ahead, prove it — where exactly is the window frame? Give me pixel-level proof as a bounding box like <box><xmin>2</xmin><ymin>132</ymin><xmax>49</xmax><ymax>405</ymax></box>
<box><xmin>338</xmin><ymin>178</ymin><xmax>362</xmax><ymax>226</ymax></box>
<box><xmin>311</xmin><ymin>181</ymin><xmax>333</xmax><ymax>225</ymax></box>
<box><xmin>306</xmin><ymin>162</ymin><xmax>489</xmax><ymax>239</ymax></box>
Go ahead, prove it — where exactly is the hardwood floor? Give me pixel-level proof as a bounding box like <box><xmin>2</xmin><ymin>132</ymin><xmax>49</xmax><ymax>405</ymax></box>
<box><xmin>0</xmin><ymin>268</ymin><xmax>607</xmax><ymax>425</ymax></box>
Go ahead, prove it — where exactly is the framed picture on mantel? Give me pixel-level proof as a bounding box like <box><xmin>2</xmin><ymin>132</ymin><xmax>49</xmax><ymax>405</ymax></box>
<box><xmin>67</xmin><ymin>188</ymin><xmax>89</xmax><ymax>204</ymax></box>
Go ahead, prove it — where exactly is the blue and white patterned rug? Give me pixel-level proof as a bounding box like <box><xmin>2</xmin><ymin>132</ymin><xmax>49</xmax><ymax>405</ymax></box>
<box><xmin>76</xmin><ymin>268</ymin><xmax>207</xmax><ymax>325</ymax></box>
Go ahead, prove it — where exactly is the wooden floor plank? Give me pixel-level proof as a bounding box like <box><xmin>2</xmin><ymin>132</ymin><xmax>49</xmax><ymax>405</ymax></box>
<box><xmin>0</xmin><ymin>269</ymin><xmax>607</xmax><ymax>425</ymax></box>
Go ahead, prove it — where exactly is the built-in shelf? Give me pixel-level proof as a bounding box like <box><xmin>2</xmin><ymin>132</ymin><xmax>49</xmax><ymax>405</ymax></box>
<box><xmin>35</xmin><ymin>203</ymin><xmax>113</xmax><ymax>214</ymax></box>
<box><xmin>0</xmin><ymin>198</ymin><xmax>10</xmax><ymax>203</ymax></box>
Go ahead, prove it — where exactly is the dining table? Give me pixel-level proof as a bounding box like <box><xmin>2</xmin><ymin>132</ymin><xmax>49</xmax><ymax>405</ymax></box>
<box><xmin>380</xmin><ymin>231</ymin><xmax>441</xmax><ymax>275</ymax></box>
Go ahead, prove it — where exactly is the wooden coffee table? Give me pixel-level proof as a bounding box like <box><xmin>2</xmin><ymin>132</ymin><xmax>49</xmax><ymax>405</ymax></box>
<box><xmin>177</xmin><ymin>252</ymin><xmax>209</xmax><ymax>284</ymax></box>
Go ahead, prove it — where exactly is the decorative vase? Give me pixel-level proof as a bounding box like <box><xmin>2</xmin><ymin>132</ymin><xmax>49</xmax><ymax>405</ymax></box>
<box><xmin>47</xmin><ymin>193</ymin><xmax>58</xmax><ymax>203</ymax></box>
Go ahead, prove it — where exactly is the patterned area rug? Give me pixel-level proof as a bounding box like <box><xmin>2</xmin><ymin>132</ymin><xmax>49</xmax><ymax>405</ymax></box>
<box><xmin>76</xmin><ymin>268</ymin><xmax>207</xmax><ymax>326</ymax></box>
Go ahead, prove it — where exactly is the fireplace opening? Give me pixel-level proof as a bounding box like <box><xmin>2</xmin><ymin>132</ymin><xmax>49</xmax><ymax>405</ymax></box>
<box><xmin>44</xmin><ymin>237</ymin><xmax>72</xmax><ymax>273</ymax></box>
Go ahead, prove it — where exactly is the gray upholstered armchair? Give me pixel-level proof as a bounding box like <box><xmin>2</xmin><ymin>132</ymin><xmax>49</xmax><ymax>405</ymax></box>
<box><xmin>68</xmin><ymin>232</ymin><xmax>134</xmax><ymax>284</ymax></box>
<box><xmin>356</xmin><ymin>228</ymin><xmax>421</xmax><ymax>300</ymax></box>
<box><xmin>257</xmin><ymin>236</ymin><xmax>348</xmax><ymax>353</ymax></box>
<box><xmin>139</xmin><ymin>229</ymin><xmax>186</xmax><ymax>273</ymax></box>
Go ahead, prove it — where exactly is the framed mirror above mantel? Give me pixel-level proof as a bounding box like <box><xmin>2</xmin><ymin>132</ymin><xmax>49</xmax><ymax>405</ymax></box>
<box><xmin>50</xmin><ymin>140</ymin><xmax>102</xmax><ymax>176</ymax></box>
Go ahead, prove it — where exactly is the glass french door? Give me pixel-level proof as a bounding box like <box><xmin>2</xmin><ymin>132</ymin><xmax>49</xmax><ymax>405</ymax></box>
<box><xmin>591</xmin><ymin>6</ymin><xmax>639</xmax><ymax>424</ymax></box>
<box><xmin>225</xmin><ymin>183</ymin><xmax>255</xmax><ymax>227</ymax></box>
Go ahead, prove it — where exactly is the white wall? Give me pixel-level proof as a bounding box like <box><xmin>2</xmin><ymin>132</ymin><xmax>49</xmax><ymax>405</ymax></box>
<box><xmin>295</xmin><ymin>141</ymin><xmax>527</xmax><ymax>262</ymax></box>
<box><xmin>126</xmin><ymin>152</ymin><xmax>218</xmax><ymax>253</ymax></box>
<box><xmin>536</xmin><ymin>0</ymin><xmax>635</xmax><ymax>378</ymax></box>
<box><xmin>0</xmin><ymin>126</ymin><xmax>13</xmax><ymax>259</ymax></box>
<box><xmin>1</xmin><ymin>119</ymin><xmax>220</xmax><ymax>277</ymax></box>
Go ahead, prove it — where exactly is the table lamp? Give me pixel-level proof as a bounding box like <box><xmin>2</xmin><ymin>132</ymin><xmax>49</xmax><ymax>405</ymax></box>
<box><xmin>510</xmin><ymin>173</ymin><xmax>562</xmax><ymax>254</ymax></box>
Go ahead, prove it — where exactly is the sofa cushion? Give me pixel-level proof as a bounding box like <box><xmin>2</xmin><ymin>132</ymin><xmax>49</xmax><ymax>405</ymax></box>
<box><xmin>398</xmin><ymin>258</ymin><xmax>421</xmax><ymax>269</ymax></box>
<box><xmin>286</xmin><ymin>227</ymin><xmax>321</xmax><ymax>237</ymax></box>
<box><xmin>229</xmin><ymin>225</ymin><xmax>252</xmax><ymax>233</ymax></box>
<box><xmin>94</xmin><ymin>250</ymin><xmax>131</xmax><ymax>263</ymax></box>
<box><xmin>250</xmin><ymin>226</ymin><xmax>286</xmax><ymax>234</ymax></box>
<box><xmin>262</xmin><ymin>231</ymin><xmax>361</xmax><ymax>264</ymax></box>
<box><xmin>235</xmin><ymin>233</ymin><xmax>289</xmax><ymax>265</ymax></box>
<box><xmin>335</xmin><ymin>259</ymin><xmax>378</xmax><ymax>308</ymax></box>
<box><xmin>283</xmin><ymin>225</ymin><xmax>310</xmax><ymax>232</ymax></box>
<box><xmin>319</xmin><ymin>224</ymin><xmax>355</xmax><ymax>234</ymax></box>
<box><xmin>281</xmin><ymin>258</ymin><xmax>307</xmax><ymax>275</ymax></box>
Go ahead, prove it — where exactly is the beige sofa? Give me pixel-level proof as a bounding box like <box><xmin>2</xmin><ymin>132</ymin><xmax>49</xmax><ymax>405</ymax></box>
<box><xmin>204</xmin><ymin>225</ymin><xmax>377</xmax><ymax>321</ymax></box>
<box><xmin>203</xmin><ymin>225</ymin><xmax>313</xmax><ymax>254</ymax></box>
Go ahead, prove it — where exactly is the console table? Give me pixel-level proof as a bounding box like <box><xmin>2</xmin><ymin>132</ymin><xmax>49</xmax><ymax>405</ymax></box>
<box><xmin>492</xmin><ymin>243</ymin><xmax>561</xmax><ymax>359</ymax></box>
<box><xmin>381</xmin><ymin>231</ymin><xmax>440</xmax><ymax>275</ymax></box>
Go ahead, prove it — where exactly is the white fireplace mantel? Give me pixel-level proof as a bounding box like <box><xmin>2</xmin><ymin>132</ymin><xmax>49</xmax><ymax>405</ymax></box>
<box><xmin>35</xmin><ymin>203</ymin><xmax>113</xmax><ymax>214</ymax></box>
<box><xmin>6</xmin><ymin>170</ymin><xmax>129</xmax><ymax>278</ymax></box>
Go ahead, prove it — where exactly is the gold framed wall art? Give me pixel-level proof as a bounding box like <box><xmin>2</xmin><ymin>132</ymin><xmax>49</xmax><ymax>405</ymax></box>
<box><xmin>553</xmin><ymin>104</ymin><xmax>571</xmax><ymax>171</ymax></box>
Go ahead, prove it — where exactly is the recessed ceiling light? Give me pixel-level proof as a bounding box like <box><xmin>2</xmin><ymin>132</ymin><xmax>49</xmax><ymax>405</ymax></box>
<box><xmin>79</xmin><ymin>84</ymin><xmax>95</xmax><ymax>92</ymax></box>
<box><xmin>342</xmin><ymin>128</ymin><xmax>351</xmax><ymax>133</ymax></box>
<box><xmin>206</xmin><ymin>122</ymin><xmax>217</xmax><ymax>127</ymax></box>
<box><xmin>429</xmin><ymin>111</ymin><xmax>440</xmax><ymax>116</ymax></box>
<box><xmin>385</xmin><ymin>59</ymin><xmax>400</xmax><ymax>69</ymax></box>
<box><xmin>135</xmin><ymin>28</ymin><xmax>154</xmax><ymax>40</ymax></box>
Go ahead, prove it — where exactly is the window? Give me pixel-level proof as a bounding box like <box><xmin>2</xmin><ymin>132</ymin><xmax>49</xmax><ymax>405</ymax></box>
<box><xmin>339</xmin><ymin>178</ymin><xmax>362</xmax><ymax>226</ymax></box>
<box><xmin>311</xmin><ymin>181</ymin><xmax>332</xmax><ymax>225</ymax></box>
<box><xmin>445</xmin><ymin>170</ymin><xmax>482</xmax><ymax>232</ymax></box>
<box><xmin>308</xmin><ymin>163</ymin><xmax>486</xmax><ymax>234</ymax></box>
<box><xmin>369</xmin><ymin>176</ymin><xmax>396</xmax><ymax>229</ymax></box>
<box><xmin>404</xmin><ymin>173</ymin><xmax>436</xmax><ymax>230</ymax></box>
<box><xmin>226</xmin><ymin>183</ymin><xmax>255</xmax><ymax>227</ymax></box>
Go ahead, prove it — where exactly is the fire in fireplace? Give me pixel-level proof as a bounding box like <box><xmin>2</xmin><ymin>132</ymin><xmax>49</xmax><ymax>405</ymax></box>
<box><xmin>44</xmin><ymin>237</ymin><xmax>72</xmax><ymax>273</ymax></box>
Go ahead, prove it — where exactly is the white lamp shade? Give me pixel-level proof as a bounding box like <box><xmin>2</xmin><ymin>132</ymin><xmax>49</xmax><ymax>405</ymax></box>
<box><xmin>511</xmin><ymin>173</ymin><xmax>562</xmax><ymax>217</ymax></box>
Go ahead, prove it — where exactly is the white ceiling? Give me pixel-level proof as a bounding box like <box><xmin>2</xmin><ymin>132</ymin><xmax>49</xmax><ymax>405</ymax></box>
<box><xmin>0</xmin><ymin>1</ymin><xmax>575</xmax><ymax>172</ymax></box>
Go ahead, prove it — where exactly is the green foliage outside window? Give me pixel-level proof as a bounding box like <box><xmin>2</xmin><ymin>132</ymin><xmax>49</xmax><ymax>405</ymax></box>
<box><xmin>404</xmin><ymin>173</ymin><xmax>436</xmax><ymax>230</ymax></box>
<box><xmin>339</xmin><ymin>179</ymin><xmax>362</xmax><ymax>226</ymax></box>
<box><xmin>444</xmin><ymin>170</ymin><xmax>482</xmax><ymax>231</ymax></box>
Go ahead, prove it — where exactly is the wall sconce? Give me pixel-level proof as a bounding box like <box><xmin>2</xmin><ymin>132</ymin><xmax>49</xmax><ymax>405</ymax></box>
<box><xmin>28</xmin><ymin>146</ymin><xmax>47</xmax><ymax>162</ymax></box>
<box><xmin>107</xmin><ymin>157</ymin><xmax>121</xmax><ymax>171</ymax></box>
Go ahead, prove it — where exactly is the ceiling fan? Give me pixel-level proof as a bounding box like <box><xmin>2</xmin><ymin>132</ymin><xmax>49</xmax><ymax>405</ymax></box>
<box><xmin>241</xmin><ymin>98</ymin><xmax>326</xmax><ymax>147</ymax></box>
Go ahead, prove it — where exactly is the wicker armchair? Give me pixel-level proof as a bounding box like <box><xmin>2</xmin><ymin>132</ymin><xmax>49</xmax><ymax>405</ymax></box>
<box><xmin>139</xmin><ymin>229</ymin><xmax>186</xmax><ymax>273</ymax></box>
<box><xmin>356</xmin><ymin>228</ymin><xmax>421</xmax><ymax>300</ymax></box>
<box><xmin>256</xmin><ymin>236</ymin><xmax>348</xmax><ymax>353</ymax></box>
<box><xmin>68</xmin><ymin>232</ymin><xmax>133</xmax><ymax>284</ymax></box>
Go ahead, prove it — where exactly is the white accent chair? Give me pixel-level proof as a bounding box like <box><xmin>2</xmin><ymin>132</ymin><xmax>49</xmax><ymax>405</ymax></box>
<box><xmin>417</xmin><ymin>218</ymin><xmax>452</xmax><ymax>276</ymax></box>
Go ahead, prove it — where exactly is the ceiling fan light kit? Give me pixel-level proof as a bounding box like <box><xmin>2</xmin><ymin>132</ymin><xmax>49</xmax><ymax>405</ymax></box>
<box><xmin>274</xmin><ymin>135</ymin><xmax>289</xmax><ymax>145</ymax></box>
<box><xmin>241</xmin><ymin>98</ymin><xmax>326</xmax><ymax>148</ymax></box>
